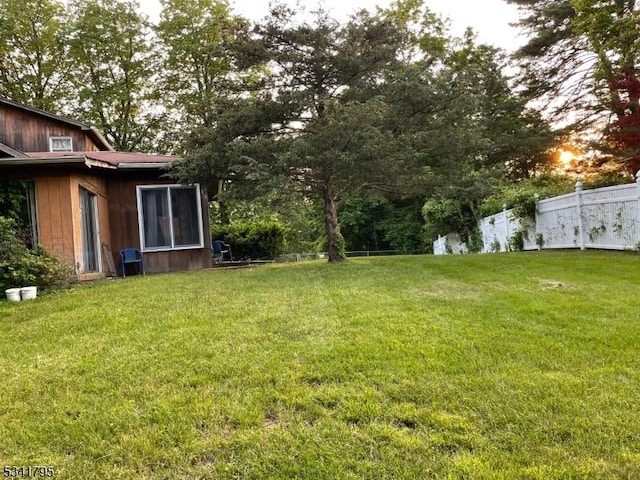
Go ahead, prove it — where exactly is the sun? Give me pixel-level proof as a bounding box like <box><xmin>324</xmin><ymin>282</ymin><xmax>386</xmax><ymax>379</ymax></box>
<box><xmin>558</xmin><ymin>149</ymin><xmax>576</xmax><ymax>168</ymax></box>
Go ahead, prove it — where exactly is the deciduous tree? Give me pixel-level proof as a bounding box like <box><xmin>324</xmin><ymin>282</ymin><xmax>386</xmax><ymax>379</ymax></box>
<box><xmin>0</xmin><ymin>0</ymin><xmax>72</xmax><ymax>111</ymax></box>
<box><xmin>156</xmin><ymin>0</ymin><xmax>255</xmax><ymax>137</ymax></box>
<box><xmin>67</xmin><ymin>0</ymin><xmax>165</xmax><ymax>151</ymax></box>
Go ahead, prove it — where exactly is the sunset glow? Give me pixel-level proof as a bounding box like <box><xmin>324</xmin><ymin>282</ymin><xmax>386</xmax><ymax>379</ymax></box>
<box><xmin>558</xmin><ymin>149</ymin><xmax>576</xmax><ymax>168</ymax></box>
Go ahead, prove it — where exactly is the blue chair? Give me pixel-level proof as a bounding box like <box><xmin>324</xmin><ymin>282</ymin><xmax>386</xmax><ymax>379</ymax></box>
<box><xmin>120</xmin><ymin>248</ymin><xmax>144</xmax><ymax>277</ymax></box>
<box><xmin>212</xmin><ymin>240</ymin><xmax>233</xmax><ymax>263</ymax></box>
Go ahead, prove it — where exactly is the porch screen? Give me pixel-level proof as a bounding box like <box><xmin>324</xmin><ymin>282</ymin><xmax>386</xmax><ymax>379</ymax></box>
<box><xmin>138</xmin><ymin>185</ymin><xmax>203</xmax><ymax>251</ymax></box>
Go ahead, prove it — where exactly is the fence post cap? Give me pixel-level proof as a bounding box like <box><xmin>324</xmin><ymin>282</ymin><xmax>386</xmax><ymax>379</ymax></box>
<box><xmin>575</xmin><ymin>181</ymin><xmax>583</xmax><ymax>191</ymax></box>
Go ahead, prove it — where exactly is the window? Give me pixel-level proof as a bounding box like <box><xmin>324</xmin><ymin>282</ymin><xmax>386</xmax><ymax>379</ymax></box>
<box><xmin>136</xmin><ymin>184</ymin><xmax>203</xmax><ymax>251</ymax></box>
<box><xmin>49</xmin><ymin>136</ymin><xmax>73</xmax><ymax>152</ymax></box>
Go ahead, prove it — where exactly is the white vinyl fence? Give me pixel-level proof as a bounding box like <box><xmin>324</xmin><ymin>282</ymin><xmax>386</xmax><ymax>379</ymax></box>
<box><xmin>434</xmin><ymin>173</ymin><xmax>640</xmax><ymax>254</ymax></box>
<box><xmin>478</xmin><ymin>206</ymin><xmax>537</xmax><ymax>253</ymax></box>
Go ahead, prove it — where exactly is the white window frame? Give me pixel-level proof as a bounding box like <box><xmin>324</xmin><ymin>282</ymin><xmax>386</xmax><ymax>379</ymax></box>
<box><xmin>136</xmin><ymin>184</ymin><xmax>204</xmax><ymax>252</ymax></box>
<box><xmin>49</xmin><ymin>136</ymin><xmax>73</xmax><ymax>152</ymax></box>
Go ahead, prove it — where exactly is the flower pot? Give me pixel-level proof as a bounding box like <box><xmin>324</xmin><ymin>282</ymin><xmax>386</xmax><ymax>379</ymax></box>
<box><xmin>5</xmin><ymin>288</ymin><xmax>21</xmax><ymax>302</ymax></box>
<box><xmin>20</xmin><ymin>286</ymin><xmax>37</xmax><ymax>301</ymax></box>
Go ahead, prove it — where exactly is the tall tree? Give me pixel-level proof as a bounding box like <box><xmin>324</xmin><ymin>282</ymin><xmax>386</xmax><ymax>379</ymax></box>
<box><xmin>506</xmin><ymin>1</ymin><xmax>639</xmax><ymax>140</ymax></box>
<box><xmin>177</xmin><ymin>1</ymin><xmax>556</xmax><ymax>261</ymax></box>
<box><xmin>67</xmin><ymin>0</ymin><xmax>165</xmax><ymax>152</ymax></box>
<box><xmin>411</xmin><ymin>32</ymin><xmax>556</xmax><ymax>243</ymax></box>
<box><xmin>177</xmin><ymin>2</ymin><xmax>444</xmax><ymax>262</ymax></box>
<box><xmin>0</xmin><ymin>0</ymin><xmax>72</xmax><ymax>111</ymax></box>
<box><xmin>607</xmin><ymin>70</ymin><xmax>640</xmax><ymax>172</ymax></box>
<box><xmin>156</xmin><ymin>0</ymin><xmax>254</xmax><ymax>135</ymax></box>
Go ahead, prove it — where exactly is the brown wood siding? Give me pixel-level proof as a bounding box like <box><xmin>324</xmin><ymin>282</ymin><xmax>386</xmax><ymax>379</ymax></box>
<box><xmin>107</xmin><ymin>173</ymin><xmax>212</xmax><ymax>275</ymax></box>
<box><xmin>143</xmin><ymin>249</ymin><xmax>211</xmax><ymax>274</ymax></box>
<box><xmin>0</xmin><ymin>104</ymin><xmax>89</xmax><ymax>152</ymax></box>
<box><xmin>34</xmin><ymin>174</ymin><xmax>75</xmax><ymax>267</ymax></box>
<box><xmin>85</xmin><ymin>137</ymin><xmax>97</xmax><ymax>152</ymax></box>
<box><xmin>8</xmin><ymin>167</ymin><xmax>112</xmax><ymax>279</ymax></box>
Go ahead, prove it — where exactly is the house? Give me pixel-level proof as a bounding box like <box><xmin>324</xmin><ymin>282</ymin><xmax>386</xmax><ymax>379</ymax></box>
<box><xmin>0</xmin><ymin>97</ymin><xmax>212</xmax><ymax>280</ymax></box>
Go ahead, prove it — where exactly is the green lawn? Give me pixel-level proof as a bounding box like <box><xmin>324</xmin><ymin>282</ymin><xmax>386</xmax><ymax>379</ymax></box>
<box><xmin>1</xmin><ymin>251</ymin><xmax>639</xmax><ymax>479</ymax></box>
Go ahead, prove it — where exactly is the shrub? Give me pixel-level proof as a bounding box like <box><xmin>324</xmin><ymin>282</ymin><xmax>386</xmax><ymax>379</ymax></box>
<box><xmin>481</xmin><ymin>172</ymin><xmax>575</xmax><ymax>220</ymax></box>
<box><xmin>0</xmin><ymin>216</ymin><xmax>72</xmax><ymax>292</ymax></box>
<box><xmin>508</xmin><ymin>230</ymin><xmax>526</xmax><ymax>252</ymax></box>
<box><xmin>211</xmin><ymin>220</ymin><xmax>288</xmax><ymax>260</ymax></box>
<box><xmin>422</xmin><ymin>198</ymin><xmax>482</xmax><ymax>252</ymax></box>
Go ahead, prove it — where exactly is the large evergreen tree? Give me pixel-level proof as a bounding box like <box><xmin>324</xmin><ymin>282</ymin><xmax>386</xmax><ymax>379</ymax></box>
<box><xmin>176</xmin><ymin>1</ymin><xmax>554</xmax><ymax>261</ymax></box>
<box><xmin>175</xmin><ymin>2</ymin><xmax>444</xmax><ymax>262</ymax></box>
<box><xmin>506</xmin><ymin>0</ymin><xmax>639</xmax><ymax>170</ymax></box>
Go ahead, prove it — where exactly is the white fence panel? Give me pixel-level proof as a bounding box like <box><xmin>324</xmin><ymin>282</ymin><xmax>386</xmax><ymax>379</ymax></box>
<box><xmin>433</xmin><ymin>235</ymin><xmax>447</xmax><ymax>255</ymax></box>
<box><xmin>579</xmin><ymin>183</ymin><xmax>639</xmax><ymax>250</ymax></box>
<box><xmin>479</xmin><ymin>208</ymin><xmax>538</xmax><ymax>252</ymax></box>
<box><xmin>434</xmin><ymin>174</ymin><xmax>640</xmax><ymax>254</ymax></box>
<box><xmin>433</xmin><ymin>233</ymin><xmax>468</xmax><ymax>255</ymax></box>
<box><xmin>517</xmin><ymin>218</ymin><xmax>538</xmax><ymax>251</ymax></box>
<box><xmin>536</xmin><ymin>192</ymin><xmax>580</xmax><ymax>249</ymax></box>
<box><xmin>480</xmin><ymin>210</ymin><xmax>509</xmax><ymax>252</ymax></box>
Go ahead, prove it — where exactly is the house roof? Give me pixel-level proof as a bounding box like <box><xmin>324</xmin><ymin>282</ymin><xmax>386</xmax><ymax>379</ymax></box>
<box><xmin>0</xmin><ymin>97</ymin><xmax>114</xmax><ymax>151</ymax></box>
<box><xmin>0</xmin><ymin>151</ymin><xmax>179</xmax><ymax>170</ymax></box>
<box><xmin>0</xmin><ymin>141</ymin><xmax>27</xmax><ymax>158</ymax></box>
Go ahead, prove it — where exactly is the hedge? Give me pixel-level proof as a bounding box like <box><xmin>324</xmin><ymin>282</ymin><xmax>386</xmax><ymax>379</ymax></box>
<box><xmin>211</xmin><ymin>220</ymin><xmax>287</xmax><ymax>260</ymax></box>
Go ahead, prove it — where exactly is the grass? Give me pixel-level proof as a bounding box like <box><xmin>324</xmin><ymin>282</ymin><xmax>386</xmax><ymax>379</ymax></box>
<box><xmin>1</xmin><ymin>251</ymin><xmax>639</xmax><ymax>479</ymax></box>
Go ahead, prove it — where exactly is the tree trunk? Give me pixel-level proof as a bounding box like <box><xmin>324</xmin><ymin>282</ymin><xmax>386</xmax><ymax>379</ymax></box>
<box><xmin>322</xmin><ymin>181</ymin><xmax>346</xmax><ymax>262</ymax></box>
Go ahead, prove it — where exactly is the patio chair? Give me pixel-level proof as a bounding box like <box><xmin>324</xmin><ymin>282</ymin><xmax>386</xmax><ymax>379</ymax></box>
<box><xmin>212</xmin><ymin>240</ymin><xmax>233</xmax><ymax>263</ymax></box>
<box><xmin>120</xmin><ymin>248</ymin><xmax>145</xmax><ymax>277</ymax></box>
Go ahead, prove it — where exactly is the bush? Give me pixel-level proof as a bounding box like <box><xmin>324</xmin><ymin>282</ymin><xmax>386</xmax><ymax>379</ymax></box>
<box><xmin>481</xmin><ymin>172</ymin><xmax>575</xmax><ymax>220</ymax></box>
<box><xmin>340</xmin><ymin>196</ymin><xmax>426</xmax><ymax>253</ymax></box>
<box><xmin>211</xmin><ymin>220</ymin><xmax>288</xmax><ymax>260</ymax></box>
<box><xmin>422</xmin><ymin>198</ymin><xmax>480</xmax><ymax>241</ymax></box>
<box><xmin>0</xmin><ymin>216</ymin><xmax>72</xmax><ymax>292</ymax></box>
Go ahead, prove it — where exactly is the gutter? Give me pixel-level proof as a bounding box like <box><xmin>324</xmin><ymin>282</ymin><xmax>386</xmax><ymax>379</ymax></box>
<box><xmin>117</xmin><ymin>162</ymin><xmax>173</xmax><ymax>169</ymax></box>
<box><xmin>0</xmin><ymin>156</ymin><xmax>86</xmax><ymax>166</ymax></box>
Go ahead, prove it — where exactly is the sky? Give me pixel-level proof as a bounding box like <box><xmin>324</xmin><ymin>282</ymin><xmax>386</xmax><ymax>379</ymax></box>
<box><xmin>137</xmin><ymin>0</ymin><xmax>526</xmax><ymax>52</ymax></box>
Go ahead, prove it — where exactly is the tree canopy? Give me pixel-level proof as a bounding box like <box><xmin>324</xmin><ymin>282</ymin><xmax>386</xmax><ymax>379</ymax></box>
<box><xmin>175</xmin><ymin>1</ymin><xmax>556</xmax><ymax>260</ymax></box>
<box><xmin>0</xmin><ymin>0</ymin><xmax>72</xmax><ymax>111</ymax></box>
<box><xmin>0</xmin><ymin>0</ymin><xmax>565</xmax><ymax>258</ymax></box>
<box><xmin>67</xmin><ymin>0</ymin><xmax>165</xmax><ymax>151</ymax></box>
<box><xmin>506</xmin><ymin>0</ymin><xmax>639</xmax><ymax>170</ymax></box>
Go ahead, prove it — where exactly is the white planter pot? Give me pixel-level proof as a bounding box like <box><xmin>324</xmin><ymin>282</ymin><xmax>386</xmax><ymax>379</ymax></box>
<box><xmin>20</xmin><ymin>286</ymin><xmax>38</xmax><ymax>301</ymax></box>
<box><xmin>5</xmin><ymin>288</ymin><xmax>21</xmax><ymax>302</ymax></box>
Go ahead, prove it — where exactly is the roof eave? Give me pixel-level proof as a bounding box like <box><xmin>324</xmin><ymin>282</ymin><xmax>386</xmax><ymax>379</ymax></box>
<box><xmin>0</xmin><ymin>143</ymin><xmax>27</xmax><ymax>158</ymax></box>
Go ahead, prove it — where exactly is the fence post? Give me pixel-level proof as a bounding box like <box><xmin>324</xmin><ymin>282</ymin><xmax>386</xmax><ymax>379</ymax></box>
<box><xmin>503</xmin><ymin>204</ymin><xmax>510</xmax><ymax>251</ymax></box>
<box><xmin>533</xmin><ymin>194</ymin><xmax>540</xmax><ymax>250</ymax></box>
<box><xmin>576</xmin><ymin>181</ymin><xmax>586</xmax><ymax>250</ymax></box>
<box><xmin>636</xmin><ymin>171</ymin><xmax>640</xmax><ymax>246</ymax></box>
